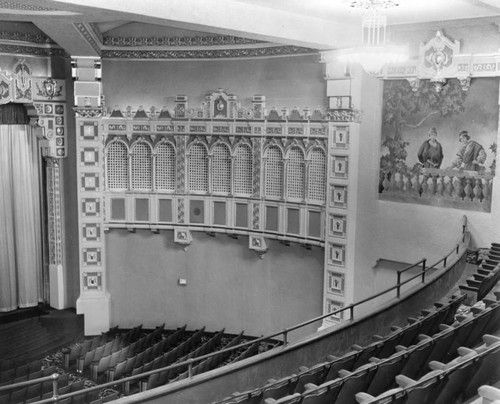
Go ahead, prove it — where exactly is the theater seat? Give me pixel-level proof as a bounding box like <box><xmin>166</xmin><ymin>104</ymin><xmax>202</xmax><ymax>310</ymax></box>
<box><xmin>355</xmin><ymin>387</ymin><xmax>403</xmax><ymax>403</ymax></box>
<box><xmin>264</xmin><ymin>392</ymin><xmax>301</xmax><ymax>404</ymax></box>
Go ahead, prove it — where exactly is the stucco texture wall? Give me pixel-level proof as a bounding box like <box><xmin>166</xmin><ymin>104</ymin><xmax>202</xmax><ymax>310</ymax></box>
<box><xmin>106</xmin><ymin>229</ymin><xmax>324</xmax><ymax>339</ymax></box>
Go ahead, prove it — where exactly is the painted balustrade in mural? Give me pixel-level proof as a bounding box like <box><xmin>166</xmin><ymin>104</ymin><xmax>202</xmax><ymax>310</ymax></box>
<box><xmin>380</xmin><ymin>168</ymin><xmax>493</xmax><ymax>211</ymax></box>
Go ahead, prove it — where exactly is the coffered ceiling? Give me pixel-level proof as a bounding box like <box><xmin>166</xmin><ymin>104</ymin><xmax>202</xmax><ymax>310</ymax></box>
<box><xmin>1</xmin><ymin>0</ymin><xmax>500</xmax><ymax>57</ymax></box>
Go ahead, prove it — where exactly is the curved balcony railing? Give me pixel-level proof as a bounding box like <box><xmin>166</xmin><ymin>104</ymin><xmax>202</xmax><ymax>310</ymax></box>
<box><xmin>379</xmin><ymin>168</ymin><xmax>494</xmax><ymax>212</ymax></box>
<box><xmin>0</xmin><ymin>217</ymin><xmax>470</xmax><ymax>404</ymax></box>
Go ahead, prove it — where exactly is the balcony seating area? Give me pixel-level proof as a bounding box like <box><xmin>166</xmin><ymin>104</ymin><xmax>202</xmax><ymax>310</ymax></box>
<box><xmin>460</xmin><ymin>243</ymin><xmax>500</xmax><ymax>302</ymax></box>
<box><xmin>1</xmin><ymin>241</ymin><xmax>498</xmax><ymax>403</ymax></box>
<box><xmin>212</xmin><ymin>287</ymin><xmax>500</xmax><ymax>404</ymax></box>
<box><xmin>355</xmin><ymin>334</ymin><xmax>500</xmax><ymax>404</ymax></box>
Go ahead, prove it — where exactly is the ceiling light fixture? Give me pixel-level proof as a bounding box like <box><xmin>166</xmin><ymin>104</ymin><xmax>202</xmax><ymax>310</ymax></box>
<box><xmin>337</xmin><ymin>0</ymin><xmax>408</xmax><ymax>76</ymax></box>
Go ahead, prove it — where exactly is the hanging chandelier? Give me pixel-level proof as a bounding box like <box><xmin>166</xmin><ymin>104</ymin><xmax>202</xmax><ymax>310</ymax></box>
<box><xmin>337</xmin><ymin>0</ymin><xmax>408</xmax><ymax>76</ymax></box>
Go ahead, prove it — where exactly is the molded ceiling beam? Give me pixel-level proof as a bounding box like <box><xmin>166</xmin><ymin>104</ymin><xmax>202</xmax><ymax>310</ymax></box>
<box><xmin>33</xmin><ymin>20</ymin><xmax>100</xmax><ymax>56</ymax></box>
<box><xmin>47</xmin><ymin>0</ymin><xmax>361</xmax><ymax>50</ymax></box>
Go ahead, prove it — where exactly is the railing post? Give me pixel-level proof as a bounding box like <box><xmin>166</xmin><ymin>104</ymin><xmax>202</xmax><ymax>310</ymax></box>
<box><xmin>396</xmin><ymin>271</ymin><xmax>401</xmax><ymax>298</ymax></box>
<box><xmin>421</xmin><ymin>259</ymin><xmax>426</xmax><ymax>283</ymax></box>
<box><xmin>444</xmin><ymin>256</ymin><xmax>447</xmax><ymax>267</ymax></box>
<box><xmin>51</xmin><ymin>373</ymin><xmax>59</xmax><ymax>399</ymax></box>
<box><xmin>188</xmin><ymin>358</ymin><xmax>194</xmax><ymax>378</ymax></box>
<box><xmin>283</xmin><ymin>329</ymin><xmax>288</xmax><ymax>346</ymax></box>
<box><xmin>456</xmin><ymin>244</ymin><xmax>460</xmax><ymax>253</ymax></box>
<box><xmin>349</xmin><ymin>305</ymin><xmax>354</xmax><ymax>321</ymax></box>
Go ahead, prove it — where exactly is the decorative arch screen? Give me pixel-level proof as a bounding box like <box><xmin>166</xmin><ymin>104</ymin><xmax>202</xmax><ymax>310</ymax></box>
<box><xmin>211</xmin><ymin>143</ymin><xmax>231</xmax><ymax>194</ymax></box>
<box><xmin>106</xmin><ymin>141</ymin><xmax>129</xmax><ymax>190</ymax></box>
<box><xmin>155</xmin><ymin>143</ymin><xmax>176</xmax><ymax>191</ymax></box>
<box><xmin>131</xmin><ymin>142</ymin><xmax>152</xmax><ymax>190</ymax></box>
<box><xmin>308</xmin><ymin>148</ymin><xmax>326</xmax><ymax>202</ymax></box>
<box><xmin>287</xmin><ymin>147</ymin><xmax>305</xmax><ymax>200</ymax></box>
<box><xmin>265</xmin><ymin>145</ymin><xmax>283</xmax><ymax>199</ymax></box>
<box><xmin>234</xmin><ymin>144</ymin><xmax>253</xmax><ymax>196</ymax></box>
<box><xmin>188</xmin><ymin>143</ymin><xmax>209</xmax><ymax>192</ymax></box>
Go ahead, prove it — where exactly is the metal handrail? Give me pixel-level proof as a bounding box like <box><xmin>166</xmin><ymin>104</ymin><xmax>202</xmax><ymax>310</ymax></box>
<box><xmin>1</xmin><ymin>218</ymin><xmax>470</xmax><ymax>403</ymax></box>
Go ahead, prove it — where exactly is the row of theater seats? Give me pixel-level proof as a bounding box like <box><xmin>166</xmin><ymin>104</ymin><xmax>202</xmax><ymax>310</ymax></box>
<box><xmin>104</xmin><ymin>325</ymin><xmax>188</xmax><ymax>385</ymax></box>
<box><xmin>142</xmin><ymin>332</ymin><xmax>268</xmax><ymax>392</ymax></box>
<box><xmin>0</xmin><ymin>318</ymin><xmax>276</xmax><ymax>404</ymax></box>
<box><xmin>0</xmin><ymin>372</ymin><xmax>105</xmax><ymax>404</ymax></box>
<box><xmin>355</xmin><ymin>334</ymin><xmax>500</xmax><ymax>404</ymax></box>
<box><xmin>460</xmin><ymin>243</ymin><xmax>500</xmax><ymax>301</ymax></box>
<box><xmin>214</xmin><ymin>289</ymin><xmax>500</xmax><ymax>404</ymax></box>
<box><xmin>0</xmin><ymin>359</ymin><xmax>47</xmax><ymax>385</ymax></box>
<box><xmin>62</xmin><ymin>324</ymin><xmax>142</xmax><ymax>371</ymax></box>
<box><xmin>121</xmin><ymin>326</ymin><xmax>209</xmax><ymax>393</ymax></box>
<box><xmin>83</xmin><ymin>324</ymin><xmax>165</xmax><ymax>381</ymax></box>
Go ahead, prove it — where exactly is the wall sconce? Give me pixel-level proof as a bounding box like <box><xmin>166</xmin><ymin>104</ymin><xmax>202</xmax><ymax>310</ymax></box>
<box><xmin>249</xmin><ymin>235</ymin><xmax>268</xmax><ymax>259</ymax></box>
<box><xmin>431</xmin><ymin>77</ymin><xmax>447</xmax><ymax>93</ymax></box>
<box><xmin>174</xmin><ymin>228</ymin><xmax>192</xmax><ymax>251</ymax></box>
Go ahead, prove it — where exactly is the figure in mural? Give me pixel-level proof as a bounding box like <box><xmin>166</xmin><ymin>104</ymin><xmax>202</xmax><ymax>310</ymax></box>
<box><xmin>417</xmin><ymin>127</ymin><xmax>444</xmax><ymax>168</ymax></box>
<box><xmin>452</xmin><ymin>130</ymin><xmax>487</xmax><ymax>171</ymax></box>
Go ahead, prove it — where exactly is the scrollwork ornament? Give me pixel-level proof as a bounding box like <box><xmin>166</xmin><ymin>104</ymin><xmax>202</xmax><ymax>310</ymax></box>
<box><xmin>458</xmin><ymin>76</ymin><xmax>471</xmax><ymax>91</ymax></box>
<box><xmin>407</xmin><ymin>78</ymin><xmax>421</xmax><ymax>92</ymax></box>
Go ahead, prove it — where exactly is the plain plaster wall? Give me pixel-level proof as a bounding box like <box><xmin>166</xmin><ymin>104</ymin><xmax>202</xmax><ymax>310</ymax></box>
<box><xmin>102</xmin><ymin>54</ymin><xmax>326</xmax><ymax>113</ymax></box>
<box><xmin>106</xmin><ymin>229</ymin><xmax>324</xmax><ymax>339</ymax></box>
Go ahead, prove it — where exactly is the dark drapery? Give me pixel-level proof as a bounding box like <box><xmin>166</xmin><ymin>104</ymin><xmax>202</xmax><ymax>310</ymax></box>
<box><xmin>0</xmin><ymin>103</ymin><xmax>29</xmax><ymax>125</ymax></box>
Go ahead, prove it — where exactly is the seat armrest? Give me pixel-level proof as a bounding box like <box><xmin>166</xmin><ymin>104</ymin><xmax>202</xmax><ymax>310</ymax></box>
<box><xmin>395</xmin><ymin>374</ymin><xmax>415</xmax><ymax>388</ymax></box>
<box><xmin>428</xmin><ymin>360</ymin><xmax>445</xmax><ymax>370</ymax></box>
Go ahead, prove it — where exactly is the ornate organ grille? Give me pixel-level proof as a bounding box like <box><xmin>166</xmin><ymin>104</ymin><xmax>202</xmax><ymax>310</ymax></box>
<box><xmin>131</xmin><ymin>142</ymin><xmax>152</xmax><ymax>190</ymax></box>
<box><xmin>155</xmin><ymin>142</ymin><xmax>176</xmax><ymax>191</ymax></box>
<box><xmin>287</xmin><ymin>146</ymin><xmax>305</xmax><ymax>200</ymax></box>
<box><xmin>233</xmin><ymin>144</ymin><xmax>253</xmax><ymax>196</ymax></box>
<box><xmin>211</xmin><ymin>143</ymin><xmax>231</xmax><ymax>194</ymax></box>
<box><xmin>265</xmin><ymin>145</ymin><xmax>283</xmax><ymax>199</ymax></box>
<box><xmin>104</xmin><ymin>135</ymin><xmax>326</xmax><ymax>205</ymax></box>
<box><xmin>188</xmin><ymin>143</ymin><xmax>209</xmax><ymax>192</ymax></box>
<box><xmin>106</xmin><ymin>141</ymin><xmax>129</xmax><ymax>190</ymax></box>
<box><xmin>308</xmin><ymin>148</ymin><xmax>326</xmax><ymax>202</ymax></box>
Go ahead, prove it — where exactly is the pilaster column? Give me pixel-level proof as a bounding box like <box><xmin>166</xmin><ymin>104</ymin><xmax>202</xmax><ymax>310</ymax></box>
<box><xmin>320</xmin><ymin>51</ymin><xmax>360</xmax><ymax>329</ymax></box>
<box><xmin>72</xmin><ymin>56</ymin><xmax>110</xmax><ymax>335</ymax></box>
<box><xmin>45</xmin><ymin>158</ymin><xmax>66</xmax><ymax>309</ymax></box>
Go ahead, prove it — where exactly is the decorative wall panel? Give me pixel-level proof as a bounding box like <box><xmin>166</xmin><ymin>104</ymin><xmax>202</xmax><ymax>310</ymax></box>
<box><xmin>234</xmin><ymin>143</ymin><xmax>253</xmax><ymax>196</ymax></box>
<box><xmin>93</xmin><ymin>90</ymin><xmax>354</xmax><ymax>252</ymax></box>
<box><xmin>264</xmin><ymin>145</ymin><xmax>284</xmax><ymax>199</ymax></box>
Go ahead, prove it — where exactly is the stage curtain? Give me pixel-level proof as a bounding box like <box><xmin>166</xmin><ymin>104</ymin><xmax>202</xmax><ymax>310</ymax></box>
<box><xmin>0</xmin><ymin>103</ymin><xmax>30</xmax><ymax>125</ymax></box>
<box><xmin>0</xmin><ymin>125</ymin><xmax>43</xmax><ymax>311</ymax></box>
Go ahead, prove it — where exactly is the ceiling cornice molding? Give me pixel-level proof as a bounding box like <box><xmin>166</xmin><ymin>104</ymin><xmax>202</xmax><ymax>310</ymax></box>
<box><xmin>74</xmin><ymin>22</ymin><xmax>102</xmax><ymax>56</ymax></box>
<box><xmin>0</xmin><ymin>42</ymin><xmax>67</xmax><ymax>57</ymax></box>
<box><xmin>102</xmin><ymin>34</ymin><xmax>265</xmax><ymax>47</ymax></box>
<box><xmin>0</xmin><ymin>30</ymin><xmax>55</xmax><ymax>44</ymax></box>
<box><xmin>100</xmin><ymin>45</ymin><xmax>318</xmax><ymax>60</ymax></box>
<box><xmin>0</xmin><ymin>1</ymin><xmax>55</xmax><ymax>11</ymax></box>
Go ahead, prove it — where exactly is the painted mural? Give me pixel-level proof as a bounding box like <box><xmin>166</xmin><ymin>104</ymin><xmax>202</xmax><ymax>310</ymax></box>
<box><xmin>378</xmin><ymin>77</ymin><xmax>498</xmax><ymax>212</ymax></box>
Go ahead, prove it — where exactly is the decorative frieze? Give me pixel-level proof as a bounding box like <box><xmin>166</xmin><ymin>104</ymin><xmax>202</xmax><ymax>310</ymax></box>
<box><xmin>100</xmin><ymin>46</ymin><xmax>317</xmax><ymax>60</ymax></box>
<box><xmin>104</xmin><ymin>89</ymin><xmax>357</xmax><ymax>123</ymax></box>
<box><xmin>103</xmin><ymin>34</ymin><xmax>263</xmax><ymax>47</ymax></box>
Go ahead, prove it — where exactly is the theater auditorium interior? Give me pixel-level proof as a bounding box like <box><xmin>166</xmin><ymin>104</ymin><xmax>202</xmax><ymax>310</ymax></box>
<box><xmin>1</xmin><ymin>0</ymin><xmax>500</xmax><ymax>403</ymax></box>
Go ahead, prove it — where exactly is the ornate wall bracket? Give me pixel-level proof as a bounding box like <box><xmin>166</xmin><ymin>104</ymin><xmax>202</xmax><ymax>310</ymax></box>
<box><xmin>382</xmin><ymin>30</ymin><xmax>500</xmax><ymax>88</ymax></box>
<box><xmin>0</xmin><ymin>59</ymin><xmax>68</xmax><ymax>157</ymax></box>
<box><xmin>174</xmin><ymin>228</ymin><xmax>193</xmax><ymax>251</ymax></box>
<box><xmin>249</xmin><ymin>235</ymin><xmax>268</xmax><ymax>259</ymax></box>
